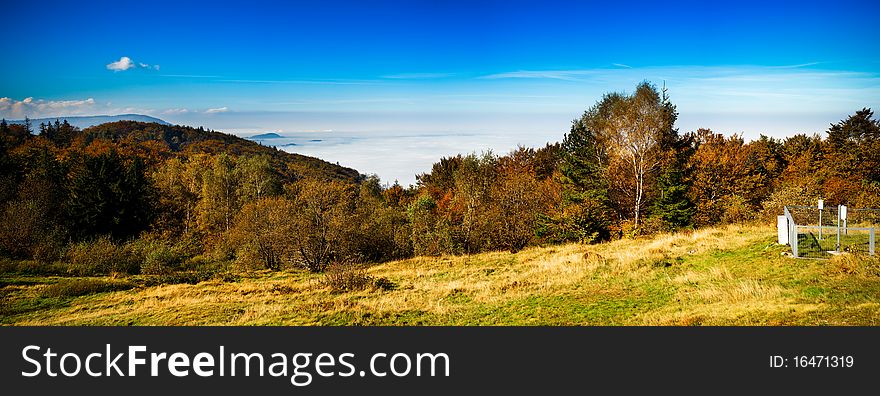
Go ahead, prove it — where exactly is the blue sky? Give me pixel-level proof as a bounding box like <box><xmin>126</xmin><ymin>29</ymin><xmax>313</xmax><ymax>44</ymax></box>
<box><xmin>2</xmin><ymin>0</ymin><xmax>879</xmax><ymax>183</ymax></box>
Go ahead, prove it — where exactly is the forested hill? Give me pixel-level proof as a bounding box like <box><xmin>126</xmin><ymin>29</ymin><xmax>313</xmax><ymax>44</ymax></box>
<box><xmin>80</xmin><ymin>121</ymin><xmax>361</xmax><ymax>182</ymax></box>
<box><xmin>9</xmin><ymin>114</ymin><xmax>171</xmax><ymax>129</ymax></box>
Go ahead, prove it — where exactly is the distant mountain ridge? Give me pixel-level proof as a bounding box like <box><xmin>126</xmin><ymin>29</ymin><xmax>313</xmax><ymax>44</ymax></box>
<box><xmin>248</xmin><ymin>132</ymin><xmax>284</xmax><ymax>140</ymax></box>
<box><xmin>6</xmin><ymin>114</ymin><xmax>170</xmax><ymax>130</ymax></box>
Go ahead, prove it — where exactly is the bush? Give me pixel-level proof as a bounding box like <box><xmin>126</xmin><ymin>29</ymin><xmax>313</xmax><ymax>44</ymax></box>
<box><xmin>136</xmin><ymin>240</ymin><xmax>185</xmax><ymax>275</ymax></box>
<box><xmin>65</xmin><ymin>236</ymin><xmax>142</xmax><ymax>276</ymax></box>
<box><xmin>321</xmin><ymin>262</ymin><xmax>374</xmax><ymax>293</ymax></box>
<box><xmin>40</xmin><ymin>278</ymin><xmax>136</xmax><ymax>298</ymax></box>
<box><xmin>638</xmin><ymin>217</ymin><xmax>674</xmax><ymax>236</ymax></box>
<box><xmin>719</xmin><ymin>194</ymin><xmax>755</xmax><ymax>224</ymax></box>
<box><xmin>182</xmin><ymin>255</ymin><xmax>228</xmax><ymax>273</ymax></box>
<box><xmin>372</xmin><ymin>276</ymin><xmax>396</xmax><ymax>291</ymax></box>
<box><xmin>0</xmin><ymin>258</ymin><xmax>66</xmax><ymax>276</ymax></box>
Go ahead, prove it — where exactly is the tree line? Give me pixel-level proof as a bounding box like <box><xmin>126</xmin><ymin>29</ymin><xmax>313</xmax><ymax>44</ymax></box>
<box><xmin>1</xmin><ymin>81</ymin><xmax>878</xmax><ymax>276</ymax></box>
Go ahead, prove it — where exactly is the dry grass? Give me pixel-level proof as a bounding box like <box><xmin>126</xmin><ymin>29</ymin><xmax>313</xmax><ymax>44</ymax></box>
<box><xmin>3</xmin><ymin>223</ymin><xmax>879</xmax><ymax>326</ymax></box>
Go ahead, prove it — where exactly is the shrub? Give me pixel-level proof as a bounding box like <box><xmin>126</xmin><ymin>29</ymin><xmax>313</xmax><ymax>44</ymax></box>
<box><xmin>372</xmin><ymin>276</ymin><xmax>396</xmax><ymax>291</ymax></box>
<box><xmin>0</xmin><ymin>258</ymin><xmax>65</xmax><ymax>276</ymax></box>
<box><xmin>229</xmin><ymin>197</ymin><xmax>298</xmax><ymax>271</ymax></box>
<box><xmin>137</xmin><ymin>240</ymin><xmax>185</xmax><ymax>275</ymax></box>
<box><xmin>719</xmin><ymin>194</ymin><xmax>755</xmax><ymax>224</ymax></box>
<box><xmin>182</xmin><ymin>255</ymin><xmax>227</xmax><ymax>273</ymax></box>
<box><xmin>638</xmin><ymin>217</ymin><xmax>674</xmax><ymax>236</ymax></box>
<box><xmin>65</xmin><ymin>236</ymin><xmax>142</xmax><ymax>276</ymax></box>
<box><xmin>321</xmin><ymin>262</ymin><xmax>374</xmax><ymax>293</ymax></box>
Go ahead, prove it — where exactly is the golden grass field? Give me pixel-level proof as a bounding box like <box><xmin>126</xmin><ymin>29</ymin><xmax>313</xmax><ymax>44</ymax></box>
<box><xmin>2</xmin><ymin>224</ymin><xmax>879</xmax><ymax>325</ymax></box>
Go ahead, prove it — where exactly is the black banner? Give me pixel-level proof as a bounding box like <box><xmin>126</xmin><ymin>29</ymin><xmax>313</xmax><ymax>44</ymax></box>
<box><xmin>1</xmin><ymin>327</ymin><xmax>876</xmax><ymax>394</ymax></box>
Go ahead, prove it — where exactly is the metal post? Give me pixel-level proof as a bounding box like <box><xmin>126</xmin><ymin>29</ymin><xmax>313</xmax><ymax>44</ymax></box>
<box><xmin>837</xmin><ymin>205</ymin><xmax>841</xmax><ymax>253</ymax></box>
<box><xmin>784</xmin><ymin>206</ymin><xmax>799</xmax><ymax>258</ymax></box>
<box><xmin>871</xmin><ymin>228</ymin><xmax>875</xmax><ymax>256</ymax></box>
<box><xmin>819</xmin><ymin>208</ymin><xmax>823</xmax><ymax>240</ymax></box>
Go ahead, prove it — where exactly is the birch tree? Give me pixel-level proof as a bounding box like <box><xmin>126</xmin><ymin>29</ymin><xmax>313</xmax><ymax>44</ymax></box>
<box><xmin>581</xmin><ymin>82</ymin><xmax>675</xmax><ymax>228</ymax></box>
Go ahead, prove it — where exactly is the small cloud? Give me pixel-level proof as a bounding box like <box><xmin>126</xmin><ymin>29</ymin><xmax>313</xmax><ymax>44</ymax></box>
<box><xmin>107</xmin><ymin>56</ymin><xmax>159</xmax><ymax>72</ymax></box>
<box><xmin>612</xmin><ymin>63</ymin><xmax>633</xmax><ymax>69</ymax></box>
<box><xmin>106</xmin><ymin>56</ymin><xmax>135</xmax><ymax>71</ymax></box>
<box><xmin>205</xmin><ymin>107</ymin><xmax>229</xmax><ymax>114</ymax></box>
<box><xmin>161</xmin><ymin>108</ymin><xmax>190</xmax><ymax>115</ymax></box>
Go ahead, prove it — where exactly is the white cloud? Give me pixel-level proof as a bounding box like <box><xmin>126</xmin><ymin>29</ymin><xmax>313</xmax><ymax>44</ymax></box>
<box><xmin>0</xmin><ymin>97</ymin><xmax>97</xmax><ymax>118</ymax></box>
<box><xmin>205</xmin><ymin>107</ymin><xmax>229</xmax><ymax>114</ymax></box>
<box><xmin>106</xmin><ymin>56</ymin><xmax>135</xmax><ymax>71</ymax></box>
<box><xmin>161</xmin><ymin>108</ymin><xmax>190</xmax><ymax>115</ymax></box>
<box><xmin>107</xmin><ymin>56</ymin><xmax>159</xmax><ymax>72</ymax></box>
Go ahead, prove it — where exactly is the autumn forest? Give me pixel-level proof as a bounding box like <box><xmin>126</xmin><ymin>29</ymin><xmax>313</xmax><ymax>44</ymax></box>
<box><xmin>1</xmin><ymin>82</ymin><xmax>879</xmax><ymax>280</ymax></box>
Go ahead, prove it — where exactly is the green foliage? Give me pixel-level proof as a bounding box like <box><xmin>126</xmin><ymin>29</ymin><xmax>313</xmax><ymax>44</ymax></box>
<box><xmin>287</xmin><ymin>179</ymin><xmax>361</xmax><ymax>272</ymax></box>
<box><xmin>64</xmin><ymin>236</ymin><xmax>142</xmax><ymax>276</ymax></box>
<box><xmin>408</xmin><ymin>195</ymin><xmax>452</xmax><ymax>256</ymax></box>
<box><xmin>65</xmin><ymin>150</ymin><xmax>153</xmax><ymax>241</ymax></box>
<box><xmin>649</xmin><ymin>169</ymin><xmax>694</xmax><ymax>229</ymax></box>
<box><xmin>39</xmin><ymin>119</ymin><xmax>77</xmax><ymax>146</ymax></box>
<box><xmin>133</xmin><ymin>239</ymin><xmax>190</xmax><ymax>275</ymax></box>
<box><xmin>488</xmin><ymin>170</ymin><xmax>544</xmax><ymax>253</ymax></box>
<box><xmin>356</xmin><ymin>195</ymin><xmax>413</xmax><ymax>261</ymax></box>
<box><xmin>536</xmin><ymin>192</ymin><xmax>613</xmax><ymax>243</ymax></box>
<box><xmin>229</xmin><ymin>197</ymin><xmax>298</xmax><ymax>270</ymax></box>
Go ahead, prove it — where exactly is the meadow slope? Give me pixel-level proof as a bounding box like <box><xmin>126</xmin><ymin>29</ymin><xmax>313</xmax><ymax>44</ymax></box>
<box><xmin>2</xmin><ymin>224</ymin><xmax>879</xmax><ymax>325</ymax></box>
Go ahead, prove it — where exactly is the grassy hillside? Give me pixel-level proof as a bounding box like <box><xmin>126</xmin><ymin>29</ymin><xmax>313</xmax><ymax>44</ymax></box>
<box><xmin>2</xmin><ymin>224</ymin><xmax>879</xmax><ymax>325</ymax></box>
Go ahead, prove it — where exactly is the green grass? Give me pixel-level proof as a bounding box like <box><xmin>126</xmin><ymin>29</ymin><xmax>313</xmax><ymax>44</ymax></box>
<box><xmin>2</xmin><ymin>224</ymin><xmax>879</xmax><ymax>326</ymax></box>
<box><xmin>797</xmin><ymin>229</ymin><xmax>875</xmax><ymax>258</ymax></box>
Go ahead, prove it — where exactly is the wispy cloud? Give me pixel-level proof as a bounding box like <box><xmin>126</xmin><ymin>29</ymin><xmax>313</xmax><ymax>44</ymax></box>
<box><xmin>217</xmin><ymin>79</ymin><xmax>377</xmax><ymax>85</ymax></box>
<box><xmin>159</xmin><ymin>74</ymin><xmax>221</xmax><ymax>78</ymax></box>
<box><xmin>205</xmin><ymin>106</ymin><xmax>229</xmax><ymax>114</ymax></box>
<box><xmin>767</xmin><ymin>62</ymin><xmax>822</xmax><ymax>69</ymax></box>
<box><xmin>381</xmin><ymin>72</ymin><xmax>456</xmax><ymax>79</ymax></box>
<box><xmin>612</xmin><ymin>63</ymin><xmax>632</xmax><ymax>69</ymax></box>
<box><xmin>471</xmin><ymin>64</ymin><xmax>880</xmax><ymax>138</ymax></box>
<box><xmin>161</xmin><ymin>108</ymin><xmax>190</xmax><ymax>115</ymax></box>
<box><xmin>481</xmin><ymin>70</ymin><xmax>600</xmax><ymax>81</ymax></box>
<box><xmin>106</xmin><ymin>56</ymin><xmax>159</xmax><ymax>72</ymax></box>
